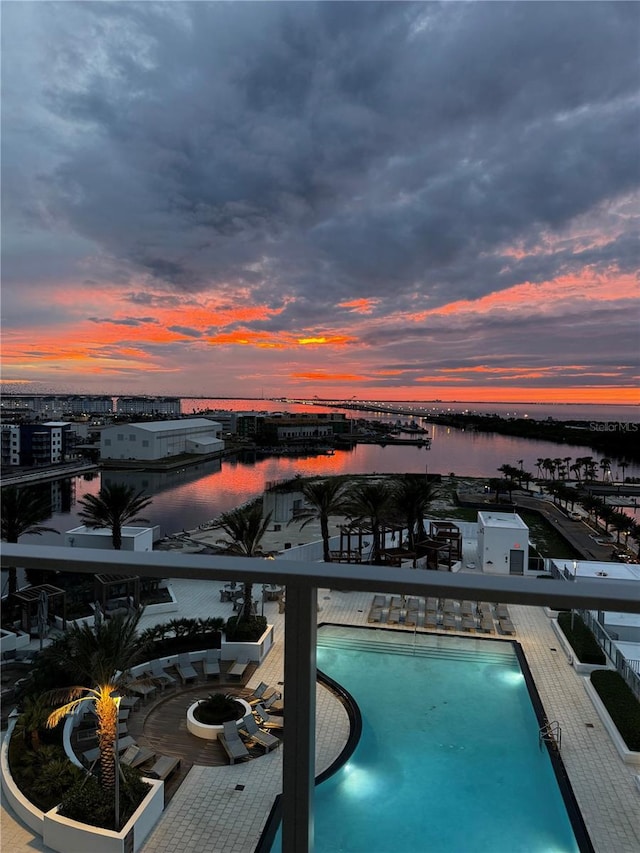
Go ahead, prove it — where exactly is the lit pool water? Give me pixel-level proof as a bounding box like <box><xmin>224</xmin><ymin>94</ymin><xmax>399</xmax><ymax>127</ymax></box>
<box><xmin>271</xmin><ymin>627</ymin><xmax>582</xmax><ymax>853</ymax></box>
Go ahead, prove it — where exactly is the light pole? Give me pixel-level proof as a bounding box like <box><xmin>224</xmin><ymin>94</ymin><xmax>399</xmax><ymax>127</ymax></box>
<box><xmin>113</xmin><ymin>696</ymin><xmax>121</xmax><ymax>831</ymax></box>
<box><xmin>571</xmin><ymin>560</ymin><xmax>578</xmax><ymax>631</ymax></box>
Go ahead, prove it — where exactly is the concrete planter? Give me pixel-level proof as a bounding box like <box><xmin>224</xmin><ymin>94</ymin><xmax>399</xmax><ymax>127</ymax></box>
<box><xmin>43</xmin><ymin>778</ymin><xmax>164</xmax><ymax>853</ymax></box>
<box><xmin>222</xmin><ymin>624</ymin><xmax>274</xmax><ymax>664</ymax></box>
<box><xmin>1</xmin><ymin>717</ymin><xmax>164</xmax><ymax>853</ymax></box>
<box><xmin>550</xmin><ymin>619</ymin><xmax>610</xmax><ymax>675</ymax></box>
<box><xmin>186</xmin><ymin>698</ymin><xmax>252</xmax><ymax>741</ymax></box>
<box><xmin>583</xmin><ymin>679</ymin><xmax>640</xmax><ymax>766</ymax></box>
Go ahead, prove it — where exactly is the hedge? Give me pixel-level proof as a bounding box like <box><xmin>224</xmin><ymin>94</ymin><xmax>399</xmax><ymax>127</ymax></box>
<box><xmin>557</xmin><ymin>612</ymin><xmax>606</xmax><ymax>665</ymax></box>
<box><xmin>591</xmin><ymin>669</ymin><xmax>640</xmax><ymax>751</ymax></box>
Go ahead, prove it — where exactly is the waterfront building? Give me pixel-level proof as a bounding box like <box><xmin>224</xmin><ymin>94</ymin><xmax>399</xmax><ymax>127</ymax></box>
<box><xmin>100</xmin><ymin>418</ymin><xmax>224</xmax><ymax>461</ymax></box>
<box><xmin>116</xmin><ymin>396</ymin><xmax>181</xmax><ymax>416</ymax></box>
<box><xmin>0</xmin><ymin>421</ymin><xmax>75</xmax><ymax>467</ymax></box>
<box><xmin>476</xmin><ymin>510</ymin><xmax>530</xmax><ymax>575</ymax></box>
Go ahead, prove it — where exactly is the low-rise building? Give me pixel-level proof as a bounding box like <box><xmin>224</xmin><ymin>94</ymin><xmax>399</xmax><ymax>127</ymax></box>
<box><xmin>476</xmin><ymin>510</ymin><xmax>529</xmax><ymax>574</ymax></box>
<box><xmin>100</xmin><ymin>418</ymin><xmax>223</xmax><ymax>461</ymax></box>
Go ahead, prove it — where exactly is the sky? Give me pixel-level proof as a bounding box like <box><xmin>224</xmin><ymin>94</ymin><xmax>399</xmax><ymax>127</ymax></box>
<box><xmin>2</xmin><ymin>1</ymin><xmax>639</xmax><ymax>404</ymax></box>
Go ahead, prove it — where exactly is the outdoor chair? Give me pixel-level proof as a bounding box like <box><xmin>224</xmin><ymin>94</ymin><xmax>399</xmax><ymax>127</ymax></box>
<box><xmin>496</xmin><ymin>604</ymin><xmax>510</xmax><ymax>620</ymax></box>
<box><xmin>203</xmin><ymin>648</ymin><xmax>221</xmax><ymax>679</ymax></box>
<box><xmin>148</xmin><ymin>659</ymin><xmax>177</xmax><ymax>688</ymax></box>
<box><xmin>499</xmin><ymin>618</ymin><xmax>516</xmax><ymax>635</ymax></box>
<box><xmin>176</xmin><ymin>653</ymin><xmax>198</xmax><ymax>683</ymax></box>
<box><xmin>247</xmin><ymin>681</ymin><xmax>279</xmax><ymax>706</ymax></box>
<box><xmin>82</xmin><ymin>736</ymin><xmax>136</xmax><ymax>766</ymax></box>
<box><xmin>121</xmin><ymin>744</ymin><xmax>156</xmax><ymax>768</ymax></box>
<box><xmin>219</xmin><ymin>720</ymin><xmax>250</xmax><ymax>764</ymax></box>
<box><xmin>228</xmin><ymin>655</ymin><xmax>249</xmax><ymax>679</ymax></box>
<box><xmin>253</xmin><ymin>703</ymin><xmax>284</xmax><ymax>730</ymax></box>
<box><xmin>147</xmin><ymin>754</ymin><xmax>181</xmax><ymax>780</ymax></box>
<box><xmin>239</xmin><ymin>713</ymin><xmax>280</xmax><ymax>752</ymax></box>
<box><xmin>260</xmin><ymin>692</ymin><xmax>284</xmax><ymax>713</ymax></box>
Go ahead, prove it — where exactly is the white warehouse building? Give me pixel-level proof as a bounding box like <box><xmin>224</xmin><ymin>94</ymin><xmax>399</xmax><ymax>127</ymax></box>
<box><xmin>476</xmin><ymin>511</ymin><xmax>530</xmax><ymax>575</ymax></box>
<box><xmin>100</xmin><ymin>418</ymin><xmax>224</xmax><ymax>461</ymax></box>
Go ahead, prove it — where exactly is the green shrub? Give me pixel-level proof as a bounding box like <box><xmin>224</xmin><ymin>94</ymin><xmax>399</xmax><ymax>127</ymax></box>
<box><xmin>194</xmin><ymin>693</ymin><xmax>244</xmax><ymax>725</ymax></box>
<box><xmin>557</xmin><ymin>612</ymin><xmax>606</xmax><ymax>664</ymax></box>
<box><xmin>59</xmin><ymin>765</ymin><xmax>150</xmax><ymax>830</ymax></box>
<box><xmin>225</xmin><ymin>615</ymin><xmax>267</xmax><ymax>642</ymax></box>
<box><xmin>591</xmin><ymin>670</ymin><xmax>640</xmax><ymax>751</ymax></box>
<box><xmin>8</xmin><ymin>739</ymin><xmax>83</xmax><ymax>811</ymax></box>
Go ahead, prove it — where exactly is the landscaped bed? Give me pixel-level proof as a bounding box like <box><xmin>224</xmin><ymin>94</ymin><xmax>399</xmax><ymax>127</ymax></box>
<box><xmin>590</xmin><ymin>670</ymin><xmax>640</xmax><ymax>752</ymax></box>
<box><xmin>557</xmin><ymin>612</ymin><xmax>606</xmax><ymax>665</ymax></box>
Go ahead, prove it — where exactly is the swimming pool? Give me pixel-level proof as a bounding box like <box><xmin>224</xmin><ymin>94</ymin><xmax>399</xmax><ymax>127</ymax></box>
<box><xmin>270</xmin><ymin>626</ymin><xmax>585</xmax><ymax>853</ymax></box>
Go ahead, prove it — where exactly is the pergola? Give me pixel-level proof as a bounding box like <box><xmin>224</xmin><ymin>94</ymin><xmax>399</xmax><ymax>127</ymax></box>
<box><xmin>94</xmin><ymin>573</ymin><xmax>140</xmax><ymax>611</ymax></box>
<box><xmin>332</xmin><ymin>521</ymin><xmax>415</xmax><ymax>565</ymax></box>
<box><xmin>416</xmin><ymin>521</ymin><xmax>462</xmax><ymax>570</ymax></box>
<box><xmin>13</xmin><ymin>583</ymin><xmax>66</xmax><ymax>636</ymax></box>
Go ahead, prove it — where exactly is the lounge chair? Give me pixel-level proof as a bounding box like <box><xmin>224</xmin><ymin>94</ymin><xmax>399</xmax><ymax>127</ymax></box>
<box><xmin>121</xmin><ymin>744</ymin><xmax>156</xmax><ymax>768</ymax></box>
<box><xmin>147</xmin><ymin>659</ymin><xmax>177</xmax><ymax>688</ymax></box>
<box><xmin>442</xmin><ymin>614</ymin><xmax>457</xmax><ymax>631</ymax></box>
<box><xmin>496</xmin><ymin>604</ymin><xmax>510</xmax><ymax>620</ymax></box>
<box><xmin>426</xmin><ymin>597</ymin><xmax>438</xmax><ymax>613</ymax></box>
<box><xmin>461</xmin><ymin>601</ymin><xmax>474</xmax><ymax>618</ymax></box>
<box><xmin>239</xmin><ymin>713</ymin><xmax>280</xmax><ymax>752</ymax></box>
<box><xmin>176</xmin><ymin>653</ymin><xmax>198</xmax><ymax>684</ymax></box>
<box><xmin>219</xmin><ymin>720</ymin><xmax>250</xmax><ymax>764</ymax></box>
<box><xmin>261</xmin><ymin>692</ymin><xmax>284</xmax><ymax>713</ymax></box>
<box><xmin>146</xmin><ymin>754</ymin><xmax>181</xmax><ymax>780</ymax></box>
<box><xmin>499</xmin><ymin>618</ymin><xmax>516</xmax><ymax>635</ymax></box>
<box><xmin>203</xmin><ymin>648</ymin><xmax>221</xmax><ymax>679</ymax></box>
<box><xmin>82</xmin><ymin>735</ymin><xmax>136</xmax><ymax>765</ymax></box>
<box><xmin>228</xmin><ymin>655</ymin><xmax>249</xmax><ymax>679</ymax></box>
<box><xmin>478</xmin><ymin>617</ymin><xmax>495</xmax><ymax>634</ymax></box>
<box><xmin>461</xmin><ymin>616</ymin><xmax>476</xmax><ymax>632</ymax></box>
<box><xmin>118</xmin><ymin>696</ymin><xmax>140</xmax><ymax>710</ymax></box>
<box><xmin>425</xmin><ymin>612</ymin><xmax>438</xmax><ymax>629</ymax></box>
<box><xmin>129</xmin><ymin>680</ymin><xmax>157</xmax><ymax>701</ymax></box>
<box><xmin>247</xmin><ymin>681</ymin><xmax>279</xmax><ymax>706</ymax></box>
<box><xmin>372</xmin><ymin>594</ymin><xmax>387</xmax><ymax>608</ymax></box>
<box><xmin>253</xmin><ymin>703</ymin><xmax>284</xmax><ymax>730</ymax></box>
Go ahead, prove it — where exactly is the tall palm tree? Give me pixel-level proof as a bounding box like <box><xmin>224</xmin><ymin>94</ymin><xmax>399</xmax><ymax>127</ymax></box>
<box><xmin>390</xmin><ymin>474</ymin><xmax>440</xmax><ymax>554</ymax></box>
<box><xmin>290</xmin><ymin>478</ymin><xmax>350</xmax><ymax>562</ymax></box>
<box><xmin>78</xmin><ymin>483</ymin><xmax>152</xmax><ymax>550</ymax></box>
<box><xmin>45</xmin><ymin>611</ymin><xmax>147</xmax><ymax>791</ymax></box>
<box><xmin>1</xmin><ymin>486</ymin><xmax>59</xmax><ymax>596</ymax></box>
<box><xmin>214</xmin><ymin>502</ymin><xmax>272</xmax><ymax>621</ymax></box>
<box><xmin>344</xmin><ymin>480</ymin><xmax>394</xmax><ymax>564</ymax></box>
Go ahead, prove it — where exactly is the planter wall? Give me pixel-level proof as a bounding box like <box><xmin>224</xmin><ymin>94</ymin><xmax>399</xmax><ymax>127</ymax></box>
<box><xmin>0</xmin><ymin>717</ymin><xmax>45</xmax><ymax>835</ymax></box>
<box><xmin>0</xmin><ymin>627</ymin><xmax>31</xmax><ymax>655</ymax></box>
<box><xmin>222</xmin><ymin>624</ymin><xmax>274</xmax><ymax>664</ymax></box>
<box><xmin>550</xmin><ymin>619</ymin><xmax>610</xmax><ymax>675</ymax></box>
<box><xmin>583</xmin><ymin>679</ymin><xmax>640</xmax><ymax>766</ymax></box>
<box><xmin>43</xmin><ymin>778</ymin><xmax>164</xmax><ymax>853</ymax></box>
<box><xmin>186</xmin><ymin>698</ymin><xmax>252</xmax><ymax>740</ymax></box>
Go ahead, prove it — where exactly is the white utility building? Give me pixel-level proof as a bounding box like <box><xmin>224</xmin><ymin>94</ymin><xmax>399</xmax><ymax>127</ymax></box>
<box><xmin>100</xmin><ymin>418</ymin><xmax>223</xmax><ymax>461</ymax></box>
<box><xmin>476</xmin><ymin>511</ymin><xmax>529</xmax><ymax>575</ymax></box>
<box><xmin>65</xmin><ymin>525</ymin><xmax>155</xmax><ymax>551</ymax></box>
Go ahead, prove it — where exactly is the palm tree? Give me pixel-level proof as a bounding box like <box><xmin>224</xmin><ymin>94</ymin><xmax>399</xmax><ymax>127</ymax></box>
<box><xmin>390</xmin><ymin>474</ymin><xmax>440</xmax><ymax>554</ymax></box>
<box><xmin>78</xmin><ymin>483</ymin><xmax>153</xmax><ymax>550</ymax></box>
<box><xmin>1</xmin><ymin>486</ymin><xmax>59</xmax><ymax>596</ymax></box>
<box><xmin>290</xmin><ymin>478</ymin><xmax>350</xmax><ymax>562</ymax></box>
<box><xmin>45</xmin><ymin>611</ymin><xmax>147</xmax><ymax>791</ymax></box>
<box><xmin>599</xmin><ymin>458</ymin><xmax>612</xmax><ymax>482</ymax></box>
<box><xmin>214</xmin><ymin>502</ymin><xmax>272</xmax><ymax>621</ymax></box>
<box><xmin>344</xmin><ymin>480</ymin><xmax>394</xmax><ymax>564</ymax></box>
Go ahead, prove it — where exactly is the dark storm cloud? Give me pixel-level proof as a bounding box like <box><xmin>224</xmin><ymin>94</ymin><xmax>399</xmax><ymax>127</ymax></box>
<box><xmin>88</xmin><ymin>316</ymin><xmax>156</xmax><ymax>326</ymax></box>
<box><xmin>5</xmin><ymin>2</ymin><xmax>637</xmax><ymax>308</ymax></box>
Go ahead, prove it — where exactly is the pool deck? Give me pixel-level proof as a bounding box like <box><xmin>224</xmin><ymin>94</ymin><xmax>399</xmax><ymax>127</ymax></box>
<box><xmin>2</xmin><ymin>521</ymin><xmax>639</xmax><ymax>853</ymax></box>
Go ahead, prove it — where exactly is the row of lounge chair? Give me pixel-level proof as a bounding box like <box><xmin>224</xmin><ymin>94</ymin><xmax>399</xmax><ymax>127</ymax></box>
<box><xmin>219</xmin><ymin>703</ymin><xmax>283</xmax><ymax>765</ymax></box>
<box><xmin>367</xmin><ymin>595</ymin><xmax>517</xmax><ymax>635</ymax></box>
<box><xmin>129</xmin><ymin>651</ymin><xmax>251</xmax><ymax>699</ymax></box>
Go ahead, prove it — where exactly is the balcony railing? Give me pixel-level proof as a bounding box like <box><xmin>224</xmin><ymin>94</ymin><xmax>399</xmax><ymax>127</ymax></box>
<box><xmin>2</xmin><ymin>543</ymin><xmax>640</xmax><ymax>853</ymax></box>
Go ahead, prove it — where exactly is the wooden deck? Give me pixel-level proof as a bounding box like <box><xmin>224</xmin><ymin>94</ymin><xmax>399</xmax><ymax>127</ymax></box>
<box><xmin>124</xmin><ymin>661</ymin><xmax>280</xmax><ymax>802</ymax></box>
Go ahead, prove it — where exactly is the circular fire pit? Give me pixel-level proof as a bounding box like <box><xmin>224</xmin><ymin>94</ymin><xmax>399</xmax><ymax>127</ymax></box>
<box><xmin>186</xmin><ymin>697</ymin><xmax>252</xmax><ymax>741</ymax></box>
